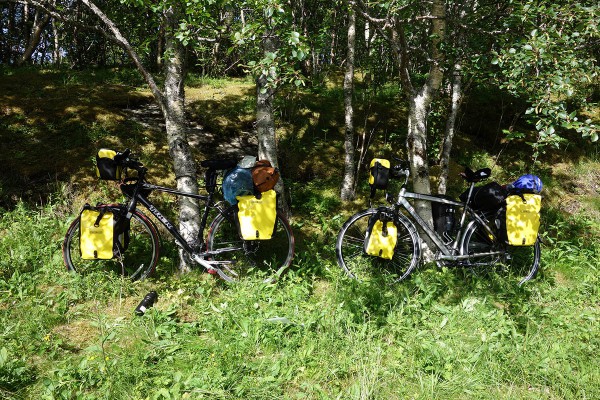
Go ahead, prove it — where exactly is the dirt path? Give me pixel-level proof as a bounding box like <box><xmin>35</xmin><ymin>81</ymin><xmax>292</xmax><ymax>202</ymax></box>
<box><xmin>124</xmin><ymin>102</ymin><xmax>258</xmax><ymax>158</ymax></box>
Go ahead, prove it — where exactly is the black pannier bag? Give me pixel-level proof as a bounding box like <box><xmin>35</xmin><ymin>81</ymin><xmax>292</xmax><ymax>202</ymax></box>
<box><xmin>431</xmin><ymin>196</ymin><xmax>456</xmax><ymax>236</ymax></box>
<box><xmin>459</xmin><ymin>182</ymin><xmax>507</xmax><ymax>212</ymax></box>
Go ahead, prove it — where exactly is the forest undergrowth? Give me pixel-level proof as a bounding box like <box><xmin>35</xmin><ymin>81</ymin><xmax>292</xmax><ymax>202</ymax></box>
<box><xmin>1</xmin><ymin>68</ymin><xmax>599</xmax><ymax>399</ymax></box>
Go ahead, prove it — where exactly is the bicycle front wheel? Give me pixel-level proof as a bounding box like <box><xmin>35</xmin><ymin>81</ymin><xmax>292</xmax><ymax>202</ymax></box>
<box><xmin>461</xmin><ymin>221</ymin><xmax>541</xmax><ymax>285</ymax></box>
<box><xmin>335</xmin><ymin>208</ymin><xmax>420</xmax><ymax>283</ymax></box>
<box><xmin>206</xmin><ymin>208</ymin><xmax>295</xmax><ymax>283</ymax></box>
<box><xmin>62</xmin><ymin>208</ymin><xmax>160</xmax><ymax>281</ymax></box>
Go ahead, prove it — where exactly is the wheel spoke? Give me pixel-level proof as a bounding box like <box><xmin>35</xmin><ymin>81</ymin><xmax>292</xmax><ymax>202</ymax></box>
<box><xmin>336</xmin><ymin>209</ymin><xmax>419</xmax><ymax>283</ymax></box>
<box><xmin>206</xmin><ymin>208</ymin><xmax>295</xmax><ymax>282</ymax></box>
<box><xmin>62</xmin><ymin>209</ymin><xmax>159</xmax><ymax>281</ymax></box>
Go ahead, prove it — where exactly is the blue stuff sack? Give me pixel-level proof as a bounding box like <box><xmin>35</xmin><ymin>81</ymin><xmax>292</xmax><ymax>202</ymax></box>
<box><xmin>508</xmin><ymin>174</ymin><xmax>543</xmax><ymax>194</ymax></box>
<box><xmin>222</xmin><ymin>166</ymin><xmax>254</xmax><ymax>205</ymax></box>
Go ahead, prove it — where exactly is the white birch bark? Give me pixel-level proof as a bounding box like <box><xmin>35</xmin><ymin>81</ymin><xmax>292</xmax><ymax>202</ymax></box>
<box><xmin>256</xmin><ymin>32</ymin><xmax>289</xmax><ymax>215</ymax></box>
<box><xmin>341</xmin><ymin>8</ymin><xmax>356</xmax><ymax>201</ymax></box>
<box><xmin>438</xmin><ymin>63</ymin><xmax>462</xmax><ymax>195</ymax></box>
<box><xmin>164</xmin><ymin>5</ymin><xmax>200</xmax><ymax>273</ymax></box>
<box><xmin>18</xmin><ymin>7</ymin><xmax>50</xmax><ymax>65</ymax></box>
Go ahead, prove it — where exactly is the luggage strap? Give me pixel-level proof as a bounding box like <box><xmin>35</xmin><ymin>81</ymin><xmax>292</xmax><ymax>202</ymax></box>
<box><xmin>94</xmin><ymin>207</ymin><xmax>108</xmax><ymax>227</ymax></box>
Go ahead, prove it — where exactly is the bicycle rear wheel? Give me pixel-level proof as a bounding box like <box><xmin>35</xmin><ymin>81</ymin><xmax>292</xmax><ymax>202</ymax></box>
<box><xmin>62</xmin><ymin>208</ymin><xmax>160</xmax><ymax>281</ymax></box>
<box><xmin>335</xmin><ymin>208</ymin><xmax>420</xmax><ymax>283</ymax></box>
<box><xmin>461</xmin><ymin>221</ymin><xmax>540</xmax><ymax>285</ymax></box>
<box><xmin>206</xmin><ymin>207</ymin><xmax>295</xmax><ymax>283</ymax></box>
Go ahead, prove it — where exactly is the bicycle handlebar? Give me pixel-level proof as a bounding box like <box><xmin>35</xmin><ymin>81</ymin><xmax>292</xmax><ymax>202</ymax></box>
<box><xmin>390</xmin><ymin>158</ymin><xmax>410</xmax><ymax>180</ymax></box>
<box><xmin>115</xmin><ymin>148</ymin><xmax>145</xmax><ymax>171</ymax></box>
<box><xmin>390</xmin><ymin>157</ymin><xmax>490</xmax><ymax>184</ymax></box>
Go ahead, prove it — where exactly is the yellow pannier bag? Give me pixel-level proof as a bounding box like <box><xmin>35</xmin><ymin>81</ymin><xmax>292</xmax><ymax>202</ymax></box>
<box><xmin>80</xmin><ymin>206</ymin><xmax>115</xmax><ymax>259</ymax></box>
<box><xmin>364</xmin><ymin>218</ymin><xmax>398</xmax><ymax>259</ymax></box>
<box><xmin>236</xmin><ymin>190</ymin><xmax>277</xmax><ymax>240</ymax></box>
<box><xmin>505</xmin><ymin>194</ymin><xmax>541</xmax><ymax>246</ymax></box>
<box><xmin>96</xmin><ymin>148</ymin><xmax>123</xmax><ymax>180</ymax></box>
<box><xmin>368</xmin><ymin>158</ymin><xmax>390</xmax><ymax>187</ymax></box>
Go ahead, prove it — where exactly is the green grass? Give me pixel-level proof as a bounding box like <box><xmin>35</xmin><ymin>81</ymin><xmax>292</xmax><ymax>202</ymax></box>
<box><xmin>1</xmin><ymin>68</ymin><xmax>599</xmax><ymax>399</ymax></box>
<box><xmin>1</xmin><ymin>199</ymin><xmax>599</xmax><ymax>399</ymax></box>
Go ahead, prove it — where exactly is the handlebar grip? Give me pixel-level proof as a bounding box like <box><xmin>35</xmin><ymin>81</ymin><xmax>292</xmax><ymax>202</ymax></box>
<box><xmin>115</xmin><ymin>148</ymin><xmax>145</xmax><ymax>171</ymax></box>
<box><xmin>113</xmin><ymin>149</ymin><xmax>130</xmax><ymax>164</ymax></box>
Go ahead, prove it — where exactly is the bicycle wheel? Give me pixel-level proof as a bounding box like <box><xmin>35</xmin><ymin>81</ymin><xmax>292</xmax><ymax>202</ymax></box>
<box><xmin>461</xmin><ymin>221</ymin><xmax>541</xmax><ymax>285</ymax></box>
<box><xmin>62</xmin><ymin>208</ymin><xmax>160</xmax><ymax>280</ymax></box>
<box><xmin>335</xmin><ymin>208</ymin><xmax>420</xmax><ymax>283</ymax></box>
<box><xmin>206</xmin><ymin>207</ymin><xmax>295</xmax><ymax>283</ymax></box>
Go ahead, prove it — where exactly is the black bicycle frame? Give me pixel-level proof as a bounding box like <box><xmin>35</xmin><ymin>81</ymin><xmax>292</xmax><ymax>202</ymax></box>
<box><xmin>124</xmin><ymin>181</ymin><xmax>228</xmax><ymax>255</ymax></box>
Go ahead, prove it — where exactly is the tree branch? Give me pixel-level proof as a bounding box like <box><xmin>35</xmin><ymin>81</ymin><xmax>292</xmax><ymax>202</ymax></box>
<box><xmin>80</xmin><ymin>0</ymin><xmax>166</xmax><ymax>111</ymax></box>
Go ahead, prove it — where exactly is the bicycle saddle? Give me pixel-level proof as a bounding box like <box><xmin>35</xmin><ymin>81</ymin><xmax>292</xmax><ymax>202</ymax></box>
<box><xmin>461</xmin><ymin>167</ymin><xmax>491</xmax><ymax>183</ymax></box>
<box><xmin>201</xmin><ymin>158</ymin><xmax>238</xmax><ymax>170</ymax></box>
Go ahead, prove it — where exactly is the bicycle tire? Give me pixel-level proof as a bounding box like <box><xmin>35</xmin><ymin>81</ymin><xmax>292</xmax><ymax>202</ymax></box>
<box><xmin>62</xmin><ymin>208</ymin><xmax>160</xmax><ymax>281</ymax></box>
<box><xmin>335</xmin><ymin>208</ymin><xmax>420</xmax><ymax>283</ymax></box>
<box><xmin>461</xmin><ymin>221</ymin><xmax>541</xmax><ymax>285</ymax></box>
<box><xmin>206</xmin><ymin>207</ymin><xmax>295</xmax><ymax>283</ymax></box>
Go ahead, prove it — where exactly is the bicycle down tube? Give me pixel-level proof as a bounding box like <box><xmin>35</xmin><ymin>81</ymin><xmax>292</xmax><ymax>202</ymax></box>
<box><xmin>127</xmin><ymin>183</ymin><xmax>239</xmax><ymax>281</ymax></box>
<box><xmin>133</xmin><ymin>183</ymin><xmax>228</xmax><ymax>255</ymax></box>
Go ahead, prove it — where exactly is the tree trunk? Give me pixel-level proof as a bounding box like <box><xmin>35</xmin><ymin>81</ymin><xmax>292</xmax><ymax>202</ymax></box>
<box><xmin>329</xmin><ymin>6</ymin><xmax>337</xmax><ymax>64</ymax></box>
<box><xmin>408</xmin><ymin>0</ymin><xmax>446</xmax><ymax>260</ymax></box>
<box><xmin>406</xmin><ymin>91</ymin><xmax>433</xmax><ymax>211</ymax></box>
<box><xmin>18</xmin><ymin>8</ymin><xmax>51</xmax><ymax>65</ymax></box>
<box><xmin>163</xmin><ymin>5</ymin><xmax>200</xmax><ymax>273</ymax></box>
<box><xmin>341</xmin><ymin>7</ymin><xmax>356</xmax><ymax>201</ymax></box>
<box><xmin>438</xmin><ymin>62</ymin><xmax>462</xmax><ymax>195</ymax></box>
<box><xmin>52</xmin><ymin>18</ymin><xmax>61</xmax><ymax>65</ymax></box>
<box><xmin>256</xmin><ymin>32</ymin><xmax>289</xmax><ymax>216</ymax></box>
<box><xmin>22</xmin><ymin>3</ymin><xmax>30</xmax><ymax>53</ymax></box>
<box><xmin>82</xmin><ymin>0</ymin><xmax>200</xmax><ymax>273</ymax></box>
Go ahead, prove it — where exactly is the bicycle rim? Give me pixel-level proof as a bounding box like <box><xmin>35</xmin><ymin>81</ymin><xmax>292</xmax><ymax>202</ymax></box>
<box><xmin>462</xmin><ymin>222</ymin><xmax>540</xmax><ymax>285</ymax></box>
<box><xmin>206</xmin><ymin>208</ymin><xmax>295</xmax><ymax>283</ymax></box>
<box><xmin>63</xmin><ymin>209</ymin><xmax>160</xmax><ymax>281</ymax></box>
<box><xmin>335</xmin><ymin>209</ymin><xmax>420</xmax><ymax>283</ymax></box>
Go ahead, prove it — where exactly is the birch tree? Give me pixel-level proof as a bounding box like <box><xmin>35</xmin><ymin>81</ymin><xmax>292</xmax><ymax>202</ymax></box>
<box><xmin>232</xmin><ymin>0</ymin><xmax>309</xmax><ymax>214</ymax></box>
<box><xmin>352</xmin><ymin>0</ymin><xmax>446</xmax><ymax>237</ymax></box>
<box><xmin>17</xmin><ymin>5</ymin><xmax>51</xmax><ymax>65</ymax></box>
<box><xmin>340</xmin><ymin>5</ymin><xmax>357</xmax><ymax>201</ymax></box>
<box><xmin>11</xmin><ymin>0</ymin><xmax>212</xmax><ymax>272</ymax></box>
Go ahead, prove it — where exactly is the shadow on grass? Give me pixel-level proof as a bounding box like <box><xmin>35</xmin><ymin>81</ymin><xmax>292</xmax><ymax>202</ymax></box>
<box><xmin>328</xmin><ymin>260</ymin><xmax>547</xmax><ymax>335</ymax></box>
<box><xmin>0</xmin><ymin>68</ymin><xmax>158</xmax><ymax>208</ymax></box>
